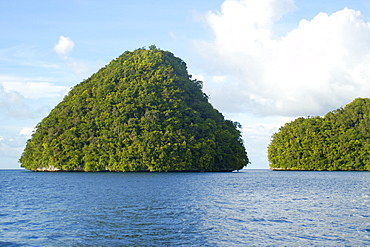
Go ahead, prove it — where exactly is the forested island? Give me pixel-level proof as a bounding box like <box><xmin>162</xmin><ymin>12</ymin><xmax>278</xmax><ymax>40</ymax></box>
<box><xmin>268</xmin><ymin>98</ymin><xmax>370</xmax><ymax>171</ymax></box>
<box><xmin>20</xmin><ymin>46</ymin><xmax>249</xmax><ymax>172</ymax></box>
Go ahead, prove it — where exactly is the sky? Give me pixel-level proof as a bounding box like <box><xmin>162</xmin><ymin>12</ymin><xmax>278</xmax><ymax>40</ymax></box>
<box><xmin>1</xmin><ymin>0</ymin><xmax>370</xmax><ymax>169</ymax></box>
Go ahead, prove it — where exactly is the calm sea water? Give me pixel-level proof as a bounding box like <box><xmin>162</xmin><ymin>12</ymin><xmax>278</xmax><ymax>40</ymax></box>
<box><xmin>0</xmin><ymin>169</ymin><xmax>369</xmax><ymax>246</ymax></box>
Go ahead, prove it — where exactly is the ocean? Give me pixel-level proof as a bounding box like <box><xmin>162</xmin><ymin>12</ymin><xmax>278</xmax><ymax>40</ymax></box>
<box><xmin>0</xmin><ymin>169</ymin><xmax>369</xmax><ymax>246</ymax></box>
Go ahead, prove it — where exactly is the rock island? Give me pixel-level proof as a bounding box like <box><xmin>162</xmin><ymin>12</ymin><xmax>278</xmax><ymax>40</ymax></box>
<box><xmin>20</xmin><ymin>46</ymin><xmax>249</xmax><ymax>172</ymax></box>
<box><xmin>268</xmin><ymin>98</ymin><xmax>370</xmax><ymax>171</ymax></box>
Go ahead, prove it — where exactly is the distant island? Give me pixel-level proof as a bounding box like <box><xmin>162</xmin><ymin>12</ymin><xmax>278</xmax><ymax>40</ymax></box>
<box><xmin>20</xmin><ymin>46</ymin><xmax>249</xmax><ymax>172</ymax></box>
<box><xmin>268</xmin><ymin>98</ymin><xmax>370</xmax><ymax>171</ymax></box>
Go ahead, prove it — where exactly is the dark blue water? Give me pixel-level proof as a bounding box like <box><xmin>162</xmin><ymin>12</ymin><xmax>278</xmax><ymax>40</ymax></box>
<box><xmin>0</xmin><ymin>170</ymin><xmax>369</xmax><ymax>246</ymax></box>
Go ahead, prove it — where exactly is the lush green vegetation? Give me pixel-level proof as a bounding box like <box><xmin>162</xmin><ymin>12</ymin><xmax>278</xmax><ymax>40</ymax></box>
<box><xmin>268</xmin><ymin>98</ymin><xmax>370</xmax><ymax>171</ymax></box>
<box><xmin>20</xmin><ymin>46</ymin><xmax>248</xmax><ymax>172</ymax></box>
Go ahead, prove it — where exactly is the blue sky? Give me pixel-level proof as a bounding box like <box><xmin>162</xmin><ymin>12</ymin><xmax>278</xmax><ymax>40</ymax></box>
<box><xmin>1</xmin><ymin>0</ymin><xmax>370</xmax><ymax>169</ymax></box>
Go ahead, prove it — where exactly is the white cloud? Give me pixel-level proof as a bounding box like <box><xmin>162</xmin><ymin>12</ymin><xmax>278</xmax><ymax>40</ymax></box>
<box><xmin>0</xmin><ymin>75</ymin><xmax>69</xmax><ymax>99</ymax></box>
<box><xmin>19</xmin><ymin>127</ymin><xmax>35</xmax><ymax>139</ymax></box>
<box><xmin>196</xmin><ymin>0</ymin><xmax>370</xmax><ymax>117</ymax></box>
<box><xmin>53</xmin><ymin>36</ymin><xmax>103</xmax><ymax>80</ymax></box>
<box><xmin>0</xmin><ymin>84</ymin><xmax>35</xmax><ymax>119</ymax></box>
<box><xmin>0</xmin><ymin>75</ymin><xmax>69</xmax><ymax>119</ymax></box>
<box><xmin>54</xmin><ymin>36</ymin><xmax>75</xmax><ymax>57</ymax></box>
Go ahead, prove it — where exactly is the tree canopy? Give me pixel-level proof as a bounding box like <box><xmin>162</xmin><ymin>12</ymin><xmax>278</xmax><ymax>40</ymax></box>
<box><xmin>20</xmin><ymin>46</ymin><xmax>248</xmax><ymax>172</ymax></box>
<box><xmin>268</xmin><ymin>98</ymin><xmax>370</xmax><ymax>171</ymax></box>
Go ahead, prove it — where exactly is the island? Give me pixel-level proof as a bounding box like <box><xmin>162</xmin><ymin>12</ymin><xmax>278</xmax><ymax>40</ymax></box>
<box><xmin>268</xmin><ymin>98</ymin><xmax>370</xmax><ymax>171</ymax></box>
<box><xmin>19</xmin><ymin>46</ymin><xmax>249</xmax><ymax>172</ymax></box>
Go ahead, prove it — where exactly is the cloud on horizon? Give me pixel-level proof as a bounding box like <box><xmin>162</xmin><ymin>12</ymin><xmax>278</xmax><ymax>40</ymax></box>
<box><xmin>196</xmin><ymin>0</ymin><xmax>370</xmax><ymax>117</ymax></box>
<box><xmin>0</xmin><ymin>129</ymin><xmax>31</xmax><ymax>161</ymax></box>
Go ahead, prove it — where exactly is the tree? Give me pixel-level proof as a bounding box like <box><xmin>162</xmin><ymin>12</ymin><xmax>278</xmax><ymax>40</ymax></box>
<box><xmin>268</xmin><ymin>98</ymin><xmax>370</xmax><ymax>171</ymax></box>
<box><xmin>20</xmin><ymin>46</ymin><xmax>249</xmax><ymax>172</ymax></box>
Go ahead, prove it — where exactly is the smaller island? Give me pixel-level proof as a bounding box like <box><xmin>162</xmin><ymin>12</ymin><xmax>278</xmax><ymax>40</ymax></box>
<box><xmin>268</xmin><ymin>98</ymin><xmax>370</xmax><ymax>171</ymax></box>
<box><xmin>19</xmin><ymin>46</ymin><xmax>249</xmax><ymax>172</ymax></box>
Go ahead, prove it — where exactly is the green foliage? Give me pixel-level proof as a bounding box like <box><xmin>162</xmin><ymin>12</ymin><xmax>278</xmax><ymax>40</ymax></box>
<box><xmin>268</xmin><ymin>98</ymin><xmax>370</xmax><ymax>171</ymax></box>
<box><xmin>20</xmin><ymin>47</ymin><xmax>248</xmax><ymax>172</ymax></box>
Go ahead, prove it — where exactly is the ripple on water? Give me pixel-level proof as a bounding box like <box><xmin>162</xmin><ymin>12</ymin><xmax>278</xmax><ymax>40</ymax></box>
<box><xmin>0</xmin><ymin>170</ymin><xmax>370</xmax><ymax>246</ymax></box>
